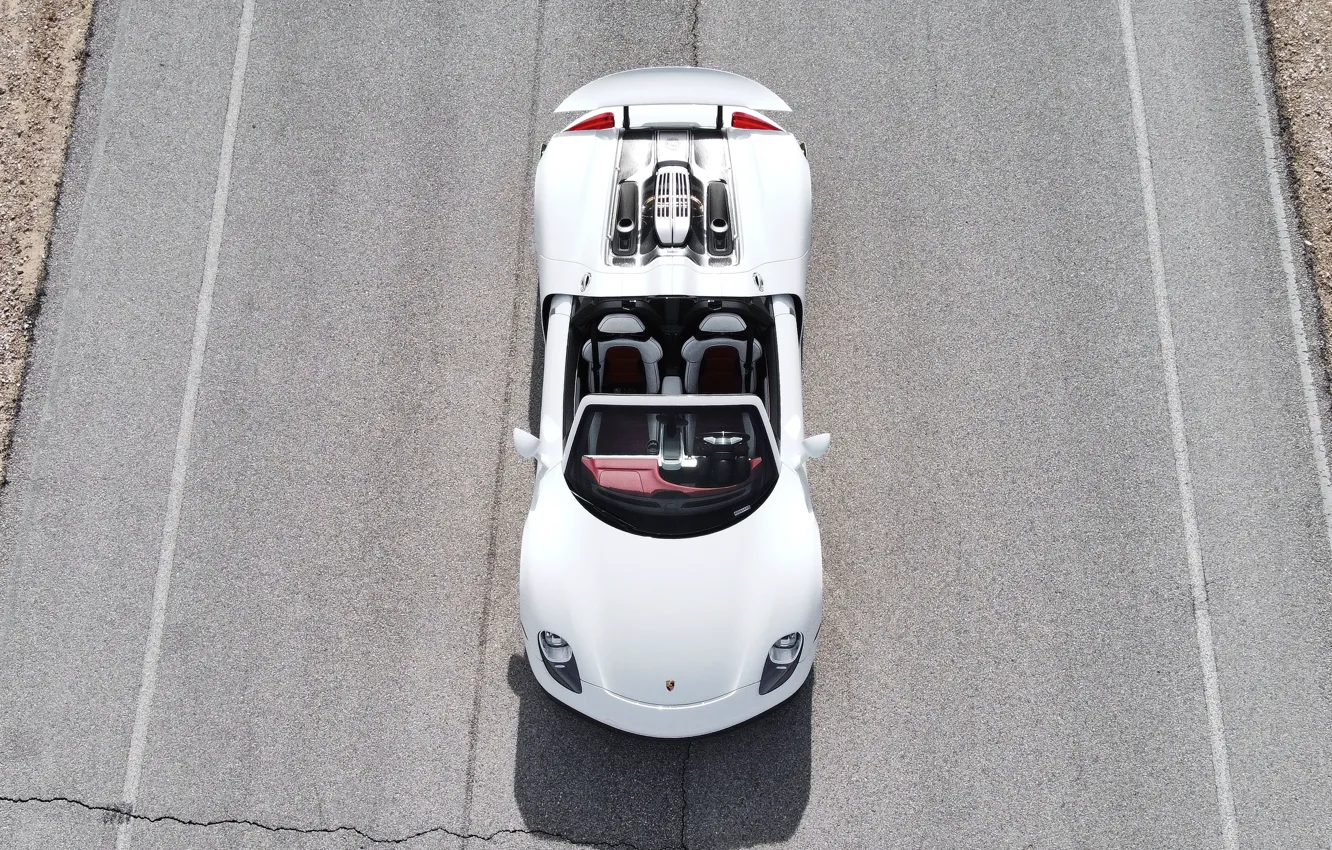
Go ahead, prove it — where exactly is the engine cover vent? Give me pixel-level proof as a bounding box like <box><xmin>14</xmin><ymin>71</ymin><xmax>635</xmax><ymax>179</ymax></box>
<box><xmin>654</xmin><ymin>166</ymin><xmax>691</xmax><ymax>247</ymax></box>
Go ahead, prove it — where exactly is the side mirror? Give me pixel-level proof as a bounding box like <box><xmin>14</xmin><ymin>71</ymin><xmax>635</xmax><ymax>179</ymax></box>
<box><xmin>803</xmin><ymin>433</ymin><xmax>831</xmax><ymax>460</ymax></box>
<box><xmin>513</xmin><ymin>428</ymin><xmax>541</xmax><ymax>459</ymax></box>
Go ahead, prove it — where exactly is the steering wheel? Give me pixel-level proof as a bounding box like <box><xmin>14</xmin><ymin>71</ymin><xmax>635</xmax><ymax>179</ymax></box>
<box><xmin>696</xmin><ymin>431</ymin><xmax>750</xmax><ymax>453</ymax></box>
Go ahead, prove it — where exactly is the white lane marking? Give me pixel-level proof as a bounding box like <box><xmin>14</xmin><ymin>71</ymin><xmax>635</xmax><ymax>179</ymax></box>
<box><xmin>1115</xmin><ymin>1</ymin><xmax>1240</xmax><ymax>847</ymax></box>
<box><xmin>1237</xmin><ymin>0</ymin><xmax>1332</xmax><ymax>556</ymax></box>
<box><xmin>114</xmin><ymin>0</ymin><xmax>255</xmax><ymax>847</ymax></box>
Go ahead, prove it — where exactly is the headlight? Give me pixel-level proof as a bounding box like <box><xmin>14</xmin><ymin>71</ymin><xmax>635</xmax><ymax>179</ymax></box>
<box><xmin>759</xmin><ymin>632</ymin><xmax>803</xmax><ymax>695</ymax></box>
<box><xmin>539</xmin><ymin>631</ymin><xmax>572</xmax><ymax>662</ymax></box>
<box><xmin>538</xmin><ymin>631</ymin><xmax>581</xmax><ymax>693</ymax></box>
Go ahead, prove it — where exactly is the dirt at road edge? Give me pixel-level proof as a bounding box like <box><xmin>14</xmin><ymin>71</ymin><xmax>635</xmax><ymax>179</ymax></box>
<box><xmin>1267</xmin><ymin>0</ymin><xmax>1332</xmax><ymax>368</ymax></box>
<box><xmin>0</xmin><ymin>0</ymin><xmax>93</xmax><ymax>486</ymax></box>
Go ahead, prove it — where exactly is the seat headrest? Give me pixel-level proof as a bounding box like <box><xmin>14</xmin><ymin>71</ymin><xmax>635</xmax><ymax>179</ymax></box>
<box><xmin>582</xmin><ymin>337</ymin><xmax>664</xmax><ymax>363</ymax></box>
<box><xmin>697</xmin><ymin>313</ymin><xmax>747</xmax><ymax>334</ymax></box>
<box><xmin>597</xmin><ymin>313</ymin><xmax>646</xmax><ymax>335</ymax></box>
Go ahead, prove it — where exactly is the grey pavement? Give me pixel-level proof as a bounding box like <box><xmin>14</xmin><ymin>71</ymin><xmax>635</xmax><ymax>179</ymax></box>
<box><xmin>2</xmin><ymin>0</ymin><xmax>1330</xmax><ymax>848</ymax></box>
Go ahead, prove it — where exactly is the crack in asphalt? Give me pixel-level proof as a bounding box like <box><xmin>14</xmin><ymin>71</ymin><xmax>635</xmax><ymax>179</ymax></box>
<box><xmin>0</xmin><ymin>795</ymin><xmax>665</xmax><ymax>849</ymax></box>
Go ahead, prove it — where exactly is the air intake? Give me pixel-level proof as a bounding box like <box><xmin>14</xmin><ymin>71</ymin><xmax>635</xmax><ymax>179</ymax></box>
<box><xmin>654</xmin><ymin>166</ymin><xmax>691</xmax><ymax>247</ymax></box>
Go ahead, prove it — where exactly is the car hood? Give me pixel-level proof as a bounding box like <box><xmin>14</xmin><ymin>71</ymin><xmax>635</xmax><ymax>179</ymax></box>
<box><xmin>520</xmin><ymin>466</ymin><xmax>822</xmax><ymax>706</ymax></box>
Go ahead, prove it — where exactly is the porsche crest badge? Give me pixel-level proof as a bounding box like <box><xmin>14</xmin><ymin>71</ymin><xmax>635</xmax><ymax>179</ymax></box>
<box><xmin>665</xmin><ymin>679</ymin><xmax>675</xmax><ymax>692</ymax></box>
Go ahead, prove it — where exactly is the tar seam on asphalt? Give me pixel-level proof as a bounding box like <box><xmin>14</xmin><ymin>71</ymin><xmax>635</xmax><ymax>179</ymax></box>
<box><xmin>113</xmin><ymin>1</ymin><xmax>256</xmax><ymax>848</ymax></box>
<box><xmin>1</xmin><ymin>795</ymin><xmax>659</xmax><ymax>849</ymax></box>
<box><xmin>1237</xmin><ymin>0</ymin><xmax>1332</xmax><ymax>557</ymax></box>
<box><xmin>678</xmin><ymin>741</ymin><xmax>692</xmax><ymax>848</ymax></box>
<box><xmin>459</xmin><ymin>0</ymin><xmax>547</xmax><ymax>844</ymax></box>
<box><xmin>688</xmin><ymin>0</ymin><xmax>700</xmax><ymax>67</ymax></box>
<box><xmin>1115</xmin><ymin>1</ymin><xmax>1240</xmax><ymax>847</ymax></box>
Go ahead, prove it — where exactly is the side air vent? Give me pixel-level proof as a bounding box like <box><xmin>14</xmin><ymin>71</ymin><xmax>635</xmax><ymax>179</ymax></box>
<box><xmin>654</xmin><ymin>166</ymin><xmax>691</xmax><ymax>247</ymax></box>
<box><xmin>706</xmin><ymin>181</ymin><xmax>732</xmax><ymax>255</ymax></box>
<box><xmin>612</xmin><ymin>182</ymin><xmax>638</xmax><ymax>256</ymax></box>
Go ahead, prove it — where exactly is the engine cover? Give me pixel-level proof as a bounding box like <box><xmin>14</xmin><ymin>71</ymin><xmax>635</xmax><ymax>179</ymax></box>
<box><xmin>653</xmin><ymin>165</ymin><xmax>691</xmax><ymax>247</ymax></box>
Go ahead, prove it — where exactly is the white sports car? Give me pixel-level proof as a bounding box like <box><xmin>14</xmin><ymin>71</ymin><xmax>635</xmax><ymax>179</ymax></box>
<box><xmin>512</xmin><ymin>67</ymin><xmax>828</xmax><ymax>738</ymax></box>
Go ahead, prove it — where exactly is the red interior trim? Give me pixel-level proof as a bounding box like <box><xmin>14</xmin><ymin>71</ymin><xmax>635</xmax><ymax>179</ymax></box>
<box><xmin>582</xmin><ymin>456</ymin><xmax>761</xmax><ymax>495</ymax></box>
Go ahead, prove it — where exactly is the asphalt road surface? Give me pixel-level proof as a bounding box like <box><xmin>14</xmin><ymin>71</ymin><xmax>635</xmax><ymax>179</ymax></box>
<box><xmin>3</xmin><ymin>0</ymin><xmax>1331</xmax><ymax>847</ymax></box>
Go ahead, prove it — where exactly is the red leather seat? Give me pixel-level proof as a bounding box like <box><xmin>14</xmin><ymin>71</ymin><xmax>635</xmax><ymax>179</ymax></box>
<box><xmin>681</xmin><ymin>312</ymin><xmax>762</xmax><ymax>394</ymax></box>
<box><xmin>697</xmin><ymin>346</ymin><xmax>741</xmax><ymax>394</ymax></box>
<box><xmin>602</xmin><ymin>346</ymin><xmax>647</xmax><ymax>393</ymax></box>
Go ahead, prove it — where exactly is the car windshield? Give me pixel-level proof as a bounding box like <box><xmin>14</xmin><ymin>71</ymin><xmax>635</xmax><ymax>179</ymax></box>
<box><xmin>565</xmin><ymin>402</ymin><xmax>779</xmax><ymax>538</ymax></box>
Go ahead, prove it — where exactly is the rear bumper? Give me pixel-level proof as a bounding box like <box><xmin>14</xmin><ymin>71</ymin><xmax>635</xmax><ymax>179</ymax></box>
<box><xmin>524</xmin><ymin>631</ymin><xmax>816</xmax><ymax>738</ymax></box>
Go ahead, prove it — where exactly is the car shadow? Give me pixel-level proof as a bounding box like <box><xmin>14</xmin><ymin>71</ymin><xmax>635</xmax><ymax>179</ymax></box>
<box><xmin>508</xmin><ymin>654</ymin><xmax>812</xmax><ymax>849</ymax></box>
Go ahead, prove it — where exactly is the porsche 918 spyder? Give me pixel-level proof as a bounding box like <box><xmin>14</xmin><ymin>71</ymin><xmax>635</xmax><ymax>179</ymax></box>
<box><xmin>512</xmin><ymin>67</ymin><xmax>828</xmax><ymax>737</ymax></box>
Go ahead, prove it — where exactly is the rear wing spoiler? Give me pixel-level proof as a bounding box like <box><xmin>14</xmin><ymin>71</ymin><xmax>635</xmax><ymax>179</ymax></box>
<box><xmin>554</xmin><ymin>67</ymin><xmax>791</xmax><ymax>113</ymax></box>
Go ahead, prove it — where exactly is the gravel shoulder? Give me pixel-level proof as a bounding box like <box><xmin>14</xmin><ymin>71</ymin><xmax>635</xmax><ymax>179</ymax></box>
<box><xmin>1267</xmin><ymin>0</ymin><xmax>1332</xmax><ymax>349</ymax></box>
<box><xmin>0</xmin><ymin>0</ymin><xmax>92</xmax><ymax>485</ymax></box>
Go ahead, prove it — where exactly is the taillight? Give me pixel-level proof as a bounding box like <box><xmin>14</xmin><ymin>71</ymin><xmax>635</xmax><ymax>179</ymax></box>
<box><xmin>565</xmin><ymin>111</ymin><xmax>615</xmax><ymax>132</ymax></box>
<box><xmin>731</xmin><ymin>111</ymin><xmax>782</xmax><ymax>131</ymax></box>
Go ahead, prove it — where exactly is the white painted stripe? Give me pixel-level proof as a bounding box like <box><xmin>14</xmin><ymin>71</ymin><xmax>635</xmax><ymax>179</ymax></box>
<box><xmin>1236</xmin><ymin>0</ymin><xmax>1332</xmax><ymax>557</ymax></box>
<box><xmin>115</xmin><ymin>1</ymin><xmax>255</xmax><ymax>847</ymax></box>
<box><xmin>1114</xmin><ymin>2</ymin><xmax>1240</xmax><ymax>847</ymax></box>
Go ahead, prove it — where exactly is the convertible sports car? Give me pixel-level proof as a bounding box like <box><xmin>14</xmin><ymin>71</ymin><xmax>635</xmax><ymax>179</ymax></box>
<box><xmin>512</xmin><ymin>67</ymin><xmax>828</xmax><ymax>737</ymax></box>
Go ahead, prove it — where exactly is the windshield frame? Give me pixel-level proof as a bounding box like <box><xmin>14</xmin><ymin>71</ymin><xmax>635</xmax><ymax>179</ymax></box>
<box><xmin>562</xmin><ymin>394</ymin><xmax>782</xmax><ymax>538</ymax></box>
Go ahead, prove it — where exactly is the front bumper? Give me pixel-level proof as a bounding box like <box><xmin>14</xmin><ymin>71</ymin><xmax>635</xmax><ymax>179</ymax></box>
<box><xmin>524</xmin><ymin>630</ymin><xmax>817</xmax><ymax>738</ymax></box>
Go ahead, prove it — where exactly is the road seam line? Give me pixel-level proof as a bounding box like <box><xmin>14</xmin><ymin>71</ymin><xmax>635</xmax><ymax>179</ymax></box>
<box><xmin>1236</xmin><ymin>0</ymin><xmax>1332</xmax><ymax>556</ymax></box>
<box><xmin>1115</xmin><ymin>1</ymin><xmax>1240</xmax><ymax>847</ymax></box>
<box><xmin>114</xmin><ymin>1</ymin><xmax>255</xmax><ymax>847</ymax></box>
<box><xmin>459</xmin><ymin>2</ymin><xmax>546</xmax><ymax>845</ymax></box>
